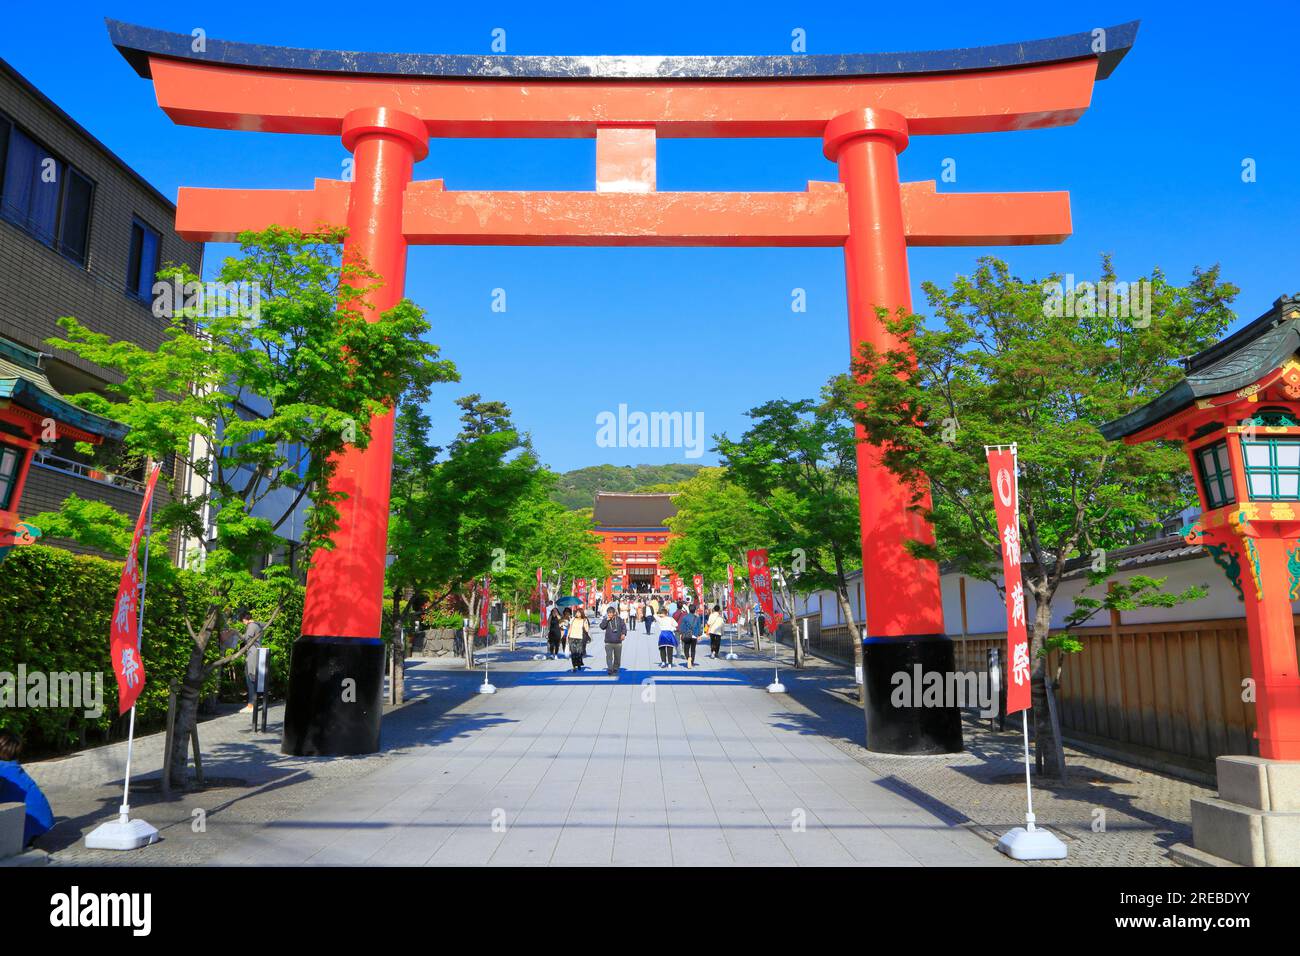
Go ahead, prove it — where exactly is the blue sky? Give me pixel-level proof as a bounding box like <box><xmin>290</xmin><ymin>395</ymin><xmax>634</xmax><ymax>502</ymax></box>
<box><xmin>5</xmin><ymin>1</ymin><xmax>1297</xmax><ymax>472</ymax></box>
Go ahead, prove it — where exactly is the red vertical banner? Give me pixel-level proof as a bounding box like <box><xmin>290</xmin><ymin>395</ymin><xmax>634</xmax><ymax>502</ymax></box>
<box><xmin>575</xmin><ymin>577</ymin><xmax>587</xmax><ymax>606</ymax></box>
<box><xmin>110</xmin><ymin>464</ymin><xmax>161</xmax><ymax>714</ymax></box>
<box><xmin>477</xmin><ymin>574</ymin><xmax>492</xmax><ymax>637</ymax></box>
<box><xmin>986</xmin><ymin>446</ymin><xmax>1031</xmax><ymax>715</ymax></box>
<box><xmin>670</xmin><ymin>574</ymin><xmax>683</xmax><ymax>601</ymax></box>
<box><xmin>746</xmin><ymin>549</ymin><xmax>777</xmax><ymax>628</ymax></box>
<box><xmin>693</xmin><ymin>574</ymin><xmax>704</xmax><ymax>607</ymax></box>
<box><xmin>727</xmin><ymin>564</ymin><xmax>737</xmax><ymax>623</ymax></box>
<box><xmin>537</xmin><ymin>567</ymin><xmax>544</xmax><ymax>623</ymax></box>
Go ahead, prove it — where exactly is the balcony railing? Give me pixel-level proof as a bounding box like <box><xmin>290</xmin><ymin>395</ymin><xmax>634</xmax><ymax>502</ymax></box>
<box><xmin>31</xmin><ymin>451</ymin><xmax>146</xmax><ymax>494</ymax></box>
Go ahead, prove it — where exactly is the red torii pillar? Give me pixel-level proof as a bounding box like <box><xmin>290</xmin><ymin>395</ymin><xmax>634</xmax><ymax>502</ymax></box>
<box><xmin>826</xmin><ymin>108</ymin><xmax>950</xmax><ymax>752</ymax></box>
<box><xmin>109</xmin><ymin>17</ymin><xmax>1134</xmax><ymax>755</ymax></box>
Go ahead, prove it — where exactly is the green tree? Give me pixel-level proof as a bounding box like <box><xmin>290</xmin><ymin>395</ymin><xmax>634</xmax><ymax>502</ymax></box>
<box><xmin>40</xmin><ymin>227</ymin><xmax>453</xmax><ymax>785</ymax></box>
<box><xmin>835</xmin><ymin>255</ymin><xmax>1235</xmax><ymax>774</ymax></box>
<box><xmin>660</xmin><ymin>466</ymin><xmax>761</xmax><ymax>601</ymax></box>
<box><xmin>715</xmin><ymin>395</ymin><xmax>865</xmax><ymax>673</ymax></box>
<box><xmin>391</xmin><ymin>395</ymin><xmax>551</xmax><ymax>631</ymax></box>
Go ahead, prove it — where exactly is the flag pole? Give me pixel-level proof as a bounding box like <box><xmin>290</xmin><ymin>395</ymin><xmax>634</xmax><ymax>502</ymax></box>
<box><xmin>86</xmin><ymin>463</ymin><xmax>161</xmax><ymax>851</ymax></box>
<box><xmin>984</xmin><ymin>443</ymin><xmax>1064</xmax><ymax>860</ymax></box>
<box><xmin>118</xmin><ymin>473</ymin><xmax>155</xmax><ymax>821</ymax></box>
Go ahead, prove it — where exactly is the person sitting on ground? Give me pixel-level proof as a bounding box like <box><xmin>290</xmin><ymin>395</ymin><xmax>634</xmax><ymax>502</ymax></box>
<box><xmin>0</xmin><ymin>730</ymin><xmax>54</xmax><ymax>848</ymax></box>
<box><xmin>655</xmin><ymin>608</ymin><xmax>679</xmax><ymax>668</ymax></box>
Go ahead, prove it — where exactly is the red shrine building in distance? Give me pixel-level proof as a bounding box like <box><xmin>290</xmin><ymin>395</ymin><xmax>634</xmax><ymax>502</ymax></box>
<box><xmin>591</xmin><ymin>492</ymin><xmax>677</xmax><ymax>595</ymax></box>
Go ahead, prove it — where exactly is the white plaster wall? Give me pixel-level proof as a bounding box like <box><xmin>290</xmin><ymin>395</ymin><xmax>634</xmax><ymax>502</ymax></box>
<box><xmin>795</xmin><ymin>551</ymin><xmax>1283</xmax><ymax>635</ymax></box>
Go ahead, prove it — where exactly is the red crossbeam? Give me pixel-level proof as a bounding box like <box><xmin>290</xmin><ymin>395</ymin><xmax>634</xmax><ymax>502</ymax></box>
<box><xmin>149</xmin><ymin>56</ymin><xmax>1101</xmax><ymax>139</ymax></box>
<box><xmin>176</xmin><ymin>179</ymin><xmax>1069</xmax><ymax>247</ymax></box>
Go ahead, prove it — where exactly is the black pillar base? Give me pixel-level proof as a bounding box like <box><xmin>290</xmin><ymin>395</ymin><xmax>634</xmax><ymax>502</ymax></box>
<box><xmin>862</xmin><ymin>633</ymin><xmax>964</xmax><ymax>755</ymax></box>
<box><xmin>281</xmin><ymin>636</ymin><xmax>385</xmax><ymax>756</ymax></box>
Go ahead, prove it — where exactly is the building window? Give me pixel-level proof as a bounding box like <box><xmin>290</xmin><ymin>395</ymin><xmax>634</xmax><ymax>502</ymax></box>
<box><xmin>0</xmin><ymin>115</ymin><xmax>95</xmax><ymax>265</ymax></box>
<box><xmin>0</xmin><ymin>443</ymin><xmax>26</xmax><ymax>511</ymax></box>
<box><xmin>1195</xmin><ymin>440</ymin><xmax>1235</xmax><ymax>508</ymax></box>
<box><xmin>127</xmin><ymin>217</ymin><xmax>161</xmax><ymax>301</ymax></box>
<box><xmin>1241</xmin><ymin>437</ymin><xmax>1300</xmax><ymax>501</ymax></box>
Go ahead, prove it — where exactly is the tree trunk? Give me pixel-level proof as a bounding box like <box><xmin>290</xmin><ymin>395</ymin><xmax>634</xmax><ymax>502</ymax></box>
<box><xmin>168</xmin><ymin>638</ymin><xmax>209</xmax><ymax>788</ymax></box>
<box><xmin>1029</xmin><ymin>597</ymin><xmax>1065</xmax><ymax>777</ymax></box>
<box><xmin>835</xmin><ymin>587</ymin><xmax>865</xmax><ymax>705</ymax></box>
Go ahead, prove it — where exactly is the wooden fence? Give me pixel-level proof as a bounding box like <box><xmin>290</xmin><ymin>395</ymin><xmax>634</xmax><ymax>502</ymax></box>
<box><xmin>805</xmin><ymin>616</ymin><xmax>1296</xmax><ymax>777</ymax></box>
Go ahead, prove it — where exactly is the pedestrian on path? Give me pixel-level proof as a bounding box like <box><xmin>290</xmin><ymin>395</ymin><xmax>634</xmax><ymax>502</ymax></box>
<box><xmin>600</xmin><ymin>605</ymin><xmax>627</xmax><ymax>676</ymax></box>
<box><xmin>567</xmin><ymin>609</ymin><xmax>589</xmax><ymax>671</ymax></box>
<box><xmin>560</xmin><ymin>608</ymin><xmax>571</xmax><ymax>655</ymax></box>
<box><xmin>239</xmin><ymin>612</ymin><xmax>265</xmax><ymax>714</ymax></box>
<box><xmin>655</xmin><ymin>608</ymin><xmax>679</xmax><ymax>667</ymax></box>
<box><xmin>547</xmin><ymin>606</ymin><xmax>563</xmax><ymax>659</ymax></box>
<box><xmin>678</xmin><ymin>604</ymin><xmax>700</xmax><ymax>668</ymax></box>
<box><xmin>707</xmin><ymin>604</ymin><xmax>725</xmax><ymax>658</ymax></box>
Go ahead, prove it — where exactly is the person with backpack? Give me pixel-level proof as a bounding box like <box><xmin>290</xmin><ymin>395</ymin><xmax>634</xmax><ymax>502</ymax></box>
<box><xmin>678</xmin><ymin>604</ymin><xmax>700</xmax><ymax>668</ymax></box>
<box><xmin>600</xmin><ymin>604</ymin><xmax>627</xmax><ymax>675</ymax></box>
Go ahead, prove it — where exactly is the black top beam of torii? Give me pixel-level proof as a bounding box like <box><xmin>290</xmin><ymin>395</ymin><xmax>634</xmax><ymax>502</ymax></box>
<box><xmin>107</xmin><ymin>18</ymin><xmax>1138</xmax><ymax>82</ymax></box>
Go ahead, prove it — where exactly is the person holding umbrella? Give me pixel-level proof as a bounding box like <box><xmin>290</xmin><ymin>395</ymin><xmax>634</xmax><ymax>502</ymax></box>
<box><xmin>567</xmin><ymin>606</ymin><xmax>590</xmax><ymax>671</ymax></box>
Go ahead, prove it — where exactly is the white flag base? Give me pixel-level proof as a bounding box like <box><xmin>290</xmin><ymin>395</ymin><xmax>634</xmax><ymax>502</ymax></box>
<box><xmin>996</xmin><ymin>819</ymin><xmax>1067</xmax><ymax>861</ymax></box>
<box><xmin>766</xmin><ymin>681</ymin><xmax>786</xmax><ymax>694</ymax></box>
<box><xmin>478</xmin><ymin>681</ymin><xmax>497</xmax><ymax>695</ymax></box>
<box><xmin>84</xmin><ymin>806</ymin><xmax>159</xmax><ymax>851</ymax></box>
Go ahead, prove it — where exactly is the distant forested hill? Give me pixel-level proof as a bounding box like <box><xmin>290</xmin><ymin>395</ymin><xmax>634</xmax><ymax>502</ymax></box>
<box><xmin>550</xmin><ymin>464</ymin><xmax>702</xmax><ymax>511</ymax></box>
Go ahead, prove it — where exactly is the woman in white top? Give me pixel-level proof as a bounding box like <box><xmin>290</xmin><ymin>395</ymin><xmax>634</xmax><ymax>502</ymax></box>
<box><xmin>706</xmin><ymin>605</ymin><xmax>726</xmax><ymax>659</ymax></box>
<box><xmin>567</xmin><ymin>610</ymin><xmax>589</xmax><ymax>671</ymax></box>
<box><xmin>655</xmin><ymin>610</ymin><xmax>679</xmax><ymax>668</ymax></box>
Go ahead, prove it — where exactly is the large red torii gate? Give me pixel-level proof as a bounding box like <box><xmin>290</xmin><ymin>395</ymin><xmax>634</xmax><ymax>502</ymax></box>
<box><xmin>109</xmin><ymin>18</ymin><xmax>1136</xmax><ymax>757</ymax></box>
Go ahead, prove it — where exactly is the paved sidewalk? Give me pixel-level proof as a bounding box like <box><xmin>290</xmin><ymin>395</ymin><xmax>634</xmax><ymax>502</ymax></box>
<box><xmin>765</xmin><ymin>644</ymin><xmax>1212</xmax><ymax>867</ymax></box>
<box><xmin>211</xmin><ymin>629</ymin><xmax>1008</xmax><ymax>866</ymax></box>
<box><xmin>23</xmin><ymin>623</ymin><xmax>1205</xmax><ymax>867</ymax></box>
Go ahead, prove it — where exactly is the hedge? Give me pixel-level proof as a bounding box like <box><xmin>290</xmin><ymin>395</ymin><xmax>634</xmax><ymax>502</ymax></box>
<box><xmin>0</xmin><ymin>544</ymin><xmax>303</xmax><ymax>758</ymax></box>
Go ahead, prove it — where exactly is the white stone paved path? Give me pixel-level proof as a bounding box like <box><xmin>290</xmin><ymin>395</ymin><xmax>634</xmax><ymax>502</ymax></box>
<box><xmin>209</xmin><ymin>626</ymin><xmax>1009</xmax><ymax>866</ymax></box>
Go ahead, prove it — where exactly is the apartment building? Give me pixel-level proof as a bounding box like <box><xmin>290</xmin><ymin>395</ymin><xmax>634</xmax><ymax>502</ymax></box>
<box><xmin>0</xmin><ymin>56</ymin><xmax>201</xmax><ymax>554</ymax></box>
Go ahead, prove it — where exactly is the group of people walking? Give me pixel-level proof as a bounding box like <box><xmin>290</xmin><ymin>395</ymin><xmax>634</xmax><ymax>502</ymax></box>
<box><xmin>545</xmin><ymin>597</ymin><xmax>727</xmax><ymax>674</ymax></box>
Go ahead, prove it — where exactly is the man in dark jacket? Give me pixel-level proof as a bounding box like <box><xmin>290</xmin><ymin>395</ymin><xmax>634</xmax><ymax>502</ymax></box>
<box><xmin>600</xmin><ymin>605</ymin><xmax>627</xmax><ymax>676</ymax></box>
